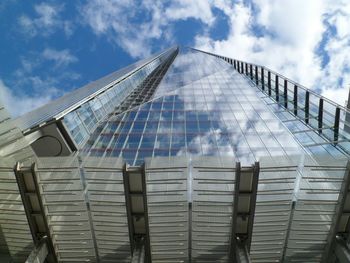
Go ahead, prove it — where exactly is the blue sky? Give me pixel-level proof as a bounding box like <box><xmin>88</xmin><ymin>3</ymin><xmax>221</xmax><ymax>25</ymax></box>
<box><xmin>1</xmin><ymin>0</ymin><xmax>350</xmax><ymax>117</ymax></box>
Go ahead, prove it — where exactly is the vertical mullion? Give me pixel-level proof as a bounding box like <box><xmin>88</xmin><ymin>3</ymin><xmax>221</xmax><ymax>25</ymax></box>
<box><xmin>261</xmin><ymin>68</ymin><xmax>265</xmax><ymax>91</ymax></box>
<box><xmin>305</xmin><ymin>91</ymin><xmax>310</xmax><ymax>124</ymax></box>
<box><xmin>318</xmin><ymin>98</ymin><xmax>324</xmax><ymax>133</ymax></box>
<box><xmin>255</xmin><ymin>66</ymin><xmax>258</xmax><ymax>85</ymax></box>
<box><xmin>284</xmin><ymin>79</ymin><xmax>288</xmax><ymax>108</ymax></box>
<box><xmin>293</xmin><ymin>85</ymin><xmax>298</xmax><ymax>115</ymax></box>
<box><xmin>250</xmin><ymin>64</ymin><xmax>253</xmax><ymax>80</ymax></box>
<box><xmin>334</xmin><ymin>107</ymin><xmax>340</xmax><ymax>144</ymax></box>
<box><xmin>275</xmin><ymin>75</ymin><xmax>279</xmax><ymax>102</ymax></box>
<box><xmin>268</xmin><ymin>71</ymin><xmax>271</xmax><ymax>96</ymax></box>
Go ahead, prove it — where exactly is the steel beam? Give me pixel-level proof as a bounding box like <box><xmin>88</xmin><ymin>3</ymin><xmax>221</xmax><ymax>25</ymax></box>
<box><xmin>230</xmin><ymin>162</ymin><xmax>241</xmax><ymax>260</ymax></box>
<box><xmin>236</xmin><ymin>239</ymin><xmax>252</xmax><ymax>263</ymax></box>
<box><xmin>141</xmin><ymin>164</ymin><xmax>152</xmax><ymax>263</ymax></box>
<box><xmin>123</xmin><ymin>164</ymin><xmax>135</xmax><ymax>252</ymax></box>
<box><xmin>123</xmin><ymin>165</ymin><xmax>151</xmax><ymax>262</ymax></box>
<box><xmin>131</xmin><ymin>238</ymin><xmax>145</xmax><ymax>263</ymax></box>
<box><xmin>322</xmin><ymin>161</ymin><xmax>350</xmax><ymax>262</ymax></box>
<box><xmin>334</xmin><ymin>237</ymin><xmax>350</xmax><ymax>263</ymax></box>
<box><xmin>14</xmin><ymin>163</ymin><xmax>57</xmax><ymax>263</ymax></box>
<box><xmin>246</xmin><ymin>162</ymin><xmax>260</xmax><ymax>251</ymax></box>
<box><xmin>230</xmin><ymin>162</ymin><xmax>259</xmax><ymax>262</ymax></box>
<box><xmin>25</xmin><ymin>238</ymin><xmax>48</xmax><ymax>263</ymax></box>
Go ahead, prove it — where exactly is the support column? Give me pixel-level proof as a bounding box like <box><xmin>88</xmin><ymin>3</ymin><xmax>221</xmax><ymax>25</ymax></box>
<box><xmin>236</xmin><ymin>238</ymin><xmax>252</xmax><ymax>263</ymax></box>
<box><xmin>14</xmin><ymin>163</ymin><xmax>57</xmax><ymax>263</ymax></box>
<box><xmin>123</xmin><ymin>165</ymin><xmax>151</xmax><ymax>262</ymax></box>
<box><xmin>322</xmin><ymin>161</ymin><xmax>350</xmax><ymax>262</ymax></box>
<box><xmin>334</xmin><ymin>237</ymin><xmax>350</xmax><ymax>263</ymax></box>
<box><xmin>230</xmin><ymin>162</ymin><xmax>259</xmax><ymax>262</ymax></box>
<box><xmin>25</xmin><ymin>238</ymin><xmax>48</xmax><ymax>263</ymax></box>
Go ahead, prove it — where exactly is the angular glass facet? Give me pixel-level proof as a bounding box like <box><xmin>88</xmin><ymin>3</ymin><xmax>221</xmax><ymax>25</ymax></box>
<box><xmin>87</xmin><ymin>48</ymin><xmax>308</xmax><ymax>165</ymax></box>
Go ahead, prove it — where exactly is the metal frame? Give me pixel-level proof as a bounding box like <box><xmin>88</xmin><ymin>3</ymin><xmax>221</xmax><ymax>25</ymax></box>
<box><xmin>14</xmin><ymin>162</ymin><xmax>57</xmax><ymax>263</ymax></box>
<box><xmin>322</xmin><ymin>161</ymin><xmax>350</xmax><ymax>262</ymax></box>
<box><xmin>246</xmin><ymin>162</ymin><xmax>260</xmax><ymax>250</ymax></box>
<box><xmin>140</xmin><ymin>164</ymin><xmax>152</xmax><ymax>263</ymax></box>
<box><xmin>229</xmin><ymin>162</ymin><xmax>260</xmax><ymax>262</ymax></box>
<box><xmin>230</xmin><ymin>162</ymin><xmax>241</xmax><ymax>260</ymax></box>
<box><xmin>236</xmin><ymin>238</ymin><xmax>252</xmax><ymax>263</ymax></box>
<box><xmin>123</xmin><ymin>164</ymin><xmax>136</xmax><ymax>253</ymax></box>
<box><xmin>122</xmin><ymin>165</ymin><xmax>151</xmax><ymax>262</ymax></box>
<box><xmin>25</xmin><ymin>236</ymin><xmax>49</xmax><ymax>263</ymax></box>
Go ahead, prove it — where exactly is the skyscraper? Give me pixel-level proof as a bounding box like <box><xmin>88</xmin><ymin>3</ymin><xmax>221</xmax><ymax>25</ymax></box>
<box><xmin>1</xmin><ymin>46</ymin><xmax>350</xmax><ymax>262</ymax></box>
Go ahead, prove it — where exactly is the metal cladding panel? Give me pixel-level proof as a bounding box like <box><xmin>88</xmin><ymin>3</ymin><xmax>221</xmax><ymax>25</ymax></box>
<box><xmin>284</xmin><ymin>159</ymin><xmax>347</xmax><ymax>263</ymax></box>
<box><xmin>0</xmin><ymin>102</ymin><xmax>35</xmax><ymax>262</ymax></box>
<box><xmin>83</xmin><ymin>157</ymin><xmax>130</xmax><ymax>262</ymax></box>
<box><xmin>191</xmin><ymin>157</ymin><xmax>236</xmax><ymax>262</ymax></box>
<box><xmin>14</xmin><ymin>47</ymin><xmax>176</xmax><ymax>132</ymax></box>
<box><xmin>36</xmin><ymin>156</ymin><xmax>96</xmax><ymax>262</ymax></box>
<box><xmin>145</xmin><ymin>157</ymin><xmax>189</xmax><ymax>262</ymax></box>
<box><xmin>249</xmin><ymin>156</ymin><xmax>297</xmax><ymax>263</ymax></box>
<box><xmin>0</xmin><ymin>164</ymin><xmax>34</xmax><ymax>262</ymax></box>
<box><xmin>35</xmin><ymin>156</ymin><xmax>130</xmax><ymax>262</ymax></box>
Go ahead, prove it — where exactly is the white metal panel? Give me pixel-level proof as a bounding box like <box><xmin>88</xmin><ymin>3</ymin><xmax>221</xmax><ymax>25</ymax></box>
<box><xmin>145</xmin><ymin>158</ymin><xmax>188</xmax><ymax>262</ymax></box>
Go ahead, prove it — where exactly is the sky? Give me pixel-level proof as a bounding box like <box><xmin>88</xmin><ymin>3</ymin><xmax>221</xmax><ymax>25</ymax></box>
<box><xmin>1</xmin><ymin>0</ymin><xmax>350</xmax><ymax>117</ymax></box>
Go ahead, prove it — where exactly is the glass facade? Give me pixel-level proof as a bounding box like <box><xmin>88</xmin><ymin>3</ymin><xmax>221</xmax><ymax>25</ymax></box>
<box><xmin>62</xmin><ymin>47</ymin><xmax>176</xmax><ymax>146</ymax></box>
<box><xmin>14</xmin><ymin>46</ymin><xmax>176</xmax><ymax>132</ymax></box>
<box><xmin>86</xmin><ymin>48</ymin><xmax>346</xmax><ymax>166</ymax></box>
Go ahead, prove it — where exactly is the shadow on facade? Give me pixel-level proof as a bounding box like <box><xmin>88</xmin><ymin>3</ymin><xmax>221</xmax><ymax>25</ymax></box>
<box><xmin>99</xmin><ymin>243</ymin><xmax>131</xmax><ymax>262</ymax></box>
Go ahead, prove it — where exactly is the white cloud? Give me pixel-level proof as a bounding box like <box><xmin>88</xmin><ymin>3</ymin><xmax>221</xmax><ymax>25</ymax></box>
<box><xmin>80</xmin><ymin>0</ymin><xmax>350</xmax><ymax>106</ymax></box>
<box><xmin>10</xmin><ymin>0</ymin><xmax>350</xmax><ymax>114</ymax></box>
<box><xmin>81</xmin><ymin>0</ymin><xmax>217</xmax><ymax>58</ymax></box>
<box><xmin>0</xmin><ymin>79</ymin><xmax>59</xmax><ymax>117</ymax></box>
<box><xmin>42</xmin><ymin>48</ymin><xmax>78</xmax><ymax>67</ymax></box>
<box><xmin>193</xmin><ymin>0</ymin><xmax>350</xmax><ymax>107</ymax></box>
<box><xmin>81</xmin><ymin>0</ymin><xmax>167</xmax><ymax>58</ymax></box>
<box><xmin>165</xmin><ymin>0</ymin><xmax>214</xmax><ymax>25</ymax></box>
<box><xmin>322</xmin><ymin>87</ymin><xmax>349</xmax><ymax>107</ymax></box>
<box><xmin>18</xmin><ymin>3</ymin><xmax>72</xmax><ymax>37</ymax></box>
